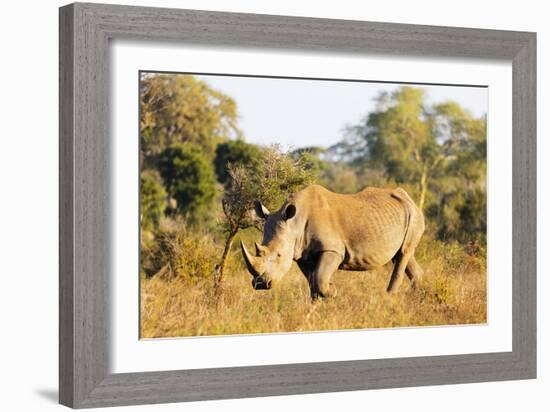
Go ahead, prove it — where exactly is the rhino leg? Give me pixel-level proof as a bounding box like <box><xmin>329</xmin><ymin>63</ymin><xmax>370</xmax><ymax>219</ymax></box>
<box><xmin>297</xmin><ymin>258</ymin><xmax>315</xmax><ymax>284</ymax></box>
<box><xmin>405</xmin><ymin>255</ymin><xmax>424</xmax><ymax>289</ymax></box>
<box><xmin>388</xmin><ymin>200</ymin><xmax>424</xmax><ymax>293</ymax></box>
<box><xmin>310</xmin><ymin>251</ymin><xmax>341</xmax><ymax>299</ymax></box>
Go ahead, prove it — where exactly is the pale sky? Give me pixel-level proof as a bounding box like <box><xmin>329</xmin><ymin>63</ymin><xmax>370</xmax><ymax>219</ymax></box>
<box><xmin>194</xmin><ymin>74</ymin><xmax>488</xmax><ymax>150</ymax></box>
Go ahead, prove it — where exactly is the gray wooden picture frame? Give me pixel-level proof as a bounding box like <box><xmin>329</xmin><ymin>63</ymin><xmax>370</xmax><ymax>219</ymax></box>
<box><xmin>59</xmin><ymin>2</ymin><xmax>536</xmax><ymax>408</ymax></box>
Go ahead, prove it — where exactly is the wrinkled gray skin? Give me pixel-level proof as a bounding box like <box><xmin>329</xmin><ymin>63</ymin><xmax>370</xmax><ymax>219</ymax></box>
<box><xmin>241</xmin><ymin>184</ymin><xmax>425</xmax><ymax>299</ymax></box>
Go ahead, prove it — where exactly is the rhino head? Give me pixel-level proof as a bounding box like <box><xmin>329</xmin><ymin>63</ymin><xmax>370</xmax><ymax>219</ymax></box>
<box><xmin>240</xmin><ymin>200</ymin><xmax>298</xmax><ymax>290</ymax></box>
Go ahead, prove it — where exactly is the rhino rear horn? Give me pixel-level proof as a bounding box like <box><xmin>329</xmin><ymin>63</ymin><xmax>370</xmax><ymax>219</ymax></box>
<box><xmin>254</xmin><ymin>241</ymin><xmax>267</xmax><ymax>256</ymax></box>
<box><xmin>240</xmin><ymin>240</ymin><xmax>261</xmax><ymax>277</ymax></box>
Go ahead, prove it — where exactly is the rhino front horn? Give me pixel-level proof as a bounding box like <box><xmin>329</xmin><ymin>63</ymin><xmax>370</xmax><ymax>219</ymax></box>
<box><xmin>240</xmin><ymin>240</ymin><xmax>261</xmax><ymax>277</ymax></box>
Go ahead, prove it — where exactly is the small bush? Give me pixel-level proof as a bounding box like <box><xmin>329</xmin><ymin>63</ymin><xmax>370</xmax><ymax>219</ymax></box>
<box><xmin>142</xmin><ymin>227</ymin><xmax>220</xmax><ymax>282</ymax></box>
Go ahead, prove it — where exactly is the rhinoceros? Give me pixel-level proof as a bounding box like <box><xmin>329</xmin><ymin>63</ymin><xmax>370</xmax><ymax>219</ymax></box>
<box><xmin>240</xmin><ymin>184</ymin><xmax>425</xmax><ymax>299</ymax></box>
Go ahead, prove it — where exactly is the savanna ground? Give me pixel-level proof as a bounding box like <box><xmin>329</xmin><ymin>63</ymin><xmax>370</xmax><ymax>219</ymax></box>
<box><xmin>140</xmin><ymin>229</ymin><xmax>486</xmax><ymax>338</ymax></box>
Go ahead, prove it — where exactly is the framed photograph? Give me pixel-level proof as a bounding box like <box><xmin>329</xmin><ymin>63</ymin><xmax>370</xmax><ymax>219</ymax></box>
<box><xmin>59</xmin><ymin>3</ymin><xmax>536</xmax><ymax>408</ymax></box>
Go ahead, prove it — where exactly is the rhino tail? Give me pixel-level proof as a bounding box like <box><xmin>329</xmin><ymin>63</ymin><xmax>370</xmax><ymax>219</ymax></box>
<box><xmin>391</xmin><ymin>188</ymin><xmax>425</xmax><ymax>254</ymax></box>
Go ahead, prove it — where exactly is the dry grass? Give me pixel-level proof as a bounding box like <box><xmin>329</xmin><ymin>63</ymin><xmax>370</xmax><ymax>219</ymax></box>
<box><xmin>140</xmin><ymin>236</ymin><xmax>486</xmax><ymax>338</ymax></box>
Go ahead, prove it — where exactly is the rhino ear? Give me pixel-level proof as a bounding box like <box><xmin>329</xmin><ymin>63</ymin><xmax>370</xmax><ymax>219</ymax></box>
<box><xmin>283</xmin><ymin>204</ymin><xmax>296</xmax><ymax>220</ymax></box>
<box><xmin>254</xmin><ymin>201</ymin><xmax>270</xmax><ymax>220</ymax></box>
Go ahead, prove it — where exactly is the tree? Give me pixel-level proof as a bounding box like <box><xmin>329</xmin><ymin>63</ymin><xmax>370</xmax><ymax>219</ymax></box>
<box><xmin>361</xmin><ymin>87</ymin><xmax>446</xmax><ymax>210</ymax></box>
<box><xmin>349</xmin><ymin>87</ymin><xmax>485</xmax><ymax>204</ymax></box>
<box><xmin>140</xmin><ymin>170</ymin><xmax>167</xmax><ymax>231</ymax></box>
<box><xmin>214</xmin><ymin>146</ymin><xmax>316</xmax><ymax>286</ymax></box>
<box><xmin>158</xmin><ymin>143</ymin><xmax>217</xmax><ymax>222</ymax></box>
<box><xmin>344</xmin><ymin>86</ymin><xmax>487</xmax><ymax>242</ymax></box>
<box><xmin>140</xmin><ymin>73</ymin><xmax>241</xmax><ymax>166</ymax></box>
<box><xmin>214</xmin><ymin>140</ymin><xmax>262</xmax><ymax>184</ymax></box>
<box><xmin>430</xmin><ymin>102</ymin><xmax>487</xmax><ymax>241</ymax></box>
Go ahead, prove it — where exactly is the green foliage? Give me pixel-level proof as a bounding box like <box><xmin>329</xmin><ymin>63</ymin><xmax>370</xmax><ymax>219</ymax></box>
<box><xmin>222</xmin><ymin>145</ymin><xmax>317</xmax><ymax>231</ymax></box>
<box><xmin>158</xmin><ymin>143</ymin><xmax>217</xmax><ymax>221</ymax></box>
<box><xmin>140</xmin><ymin>170</ymin><xmax>167</xmax><ymax>230</ymax></box>
<box><xmin>435</xmin><ymin>185</ymin><xmax>487</xmax><ymax>242</ymax></box>
<box><xmin>291</xmin><ymin>146</ymin><xmax>328</xmax><ymax>180</ymax></box>
<box><xmin>364</xmin><ymin>87</ymin><xmax>433</xmax><ymax>181</ymax></box>
<box><xmin>343</xmin><ymin>86</ymin><xmax>487</xmax><ymax>242</ymax></box>
<box><xmin>214</xmin><ymin>140</ymin><xmax>262</xmax><ymax>184</ymax></box>
<box><xmin>140</xmin><ymin>73</ymin><xmax>240</xmax><ymax>165</ymax></box>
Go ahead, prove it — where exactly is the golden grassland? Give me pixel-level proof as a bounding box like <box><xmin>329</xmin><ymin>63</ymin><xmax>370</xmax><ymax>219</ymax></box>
<box><xmin>140</xmin><ymin>233</ymin><xmax>486</xmax><ymax>338</ymax></box>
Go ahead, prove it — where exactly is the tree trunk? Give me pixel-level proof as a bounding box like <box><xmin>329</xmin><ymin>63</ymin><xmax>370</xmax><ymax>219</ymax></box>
<box><xmin>215</xmin><ymin>227</ymin><xmax>239</xmax><ymax>287</ymax></box>
<box><xmin>418</xmin><ymin>170</ymin><xmax>428</xmax><ymax>211</ymax></box>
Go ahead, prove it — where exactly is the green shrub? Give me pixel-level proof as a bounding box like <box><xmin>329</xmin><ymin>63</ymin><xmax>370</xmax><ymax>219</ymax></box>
<box><xmin>142</xmin><ymin>227</ymin><xmax>220</xmax><ymax>281</ymax></box>
<box><xmin>140</xmin><ymin>170</ymin><xmax>167</xmax><ymax>230</ymax></box>
<box><xmin>158</xmin><ymin>143</ymin><xmax>218</xmax><ymax>222</ymax></box>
